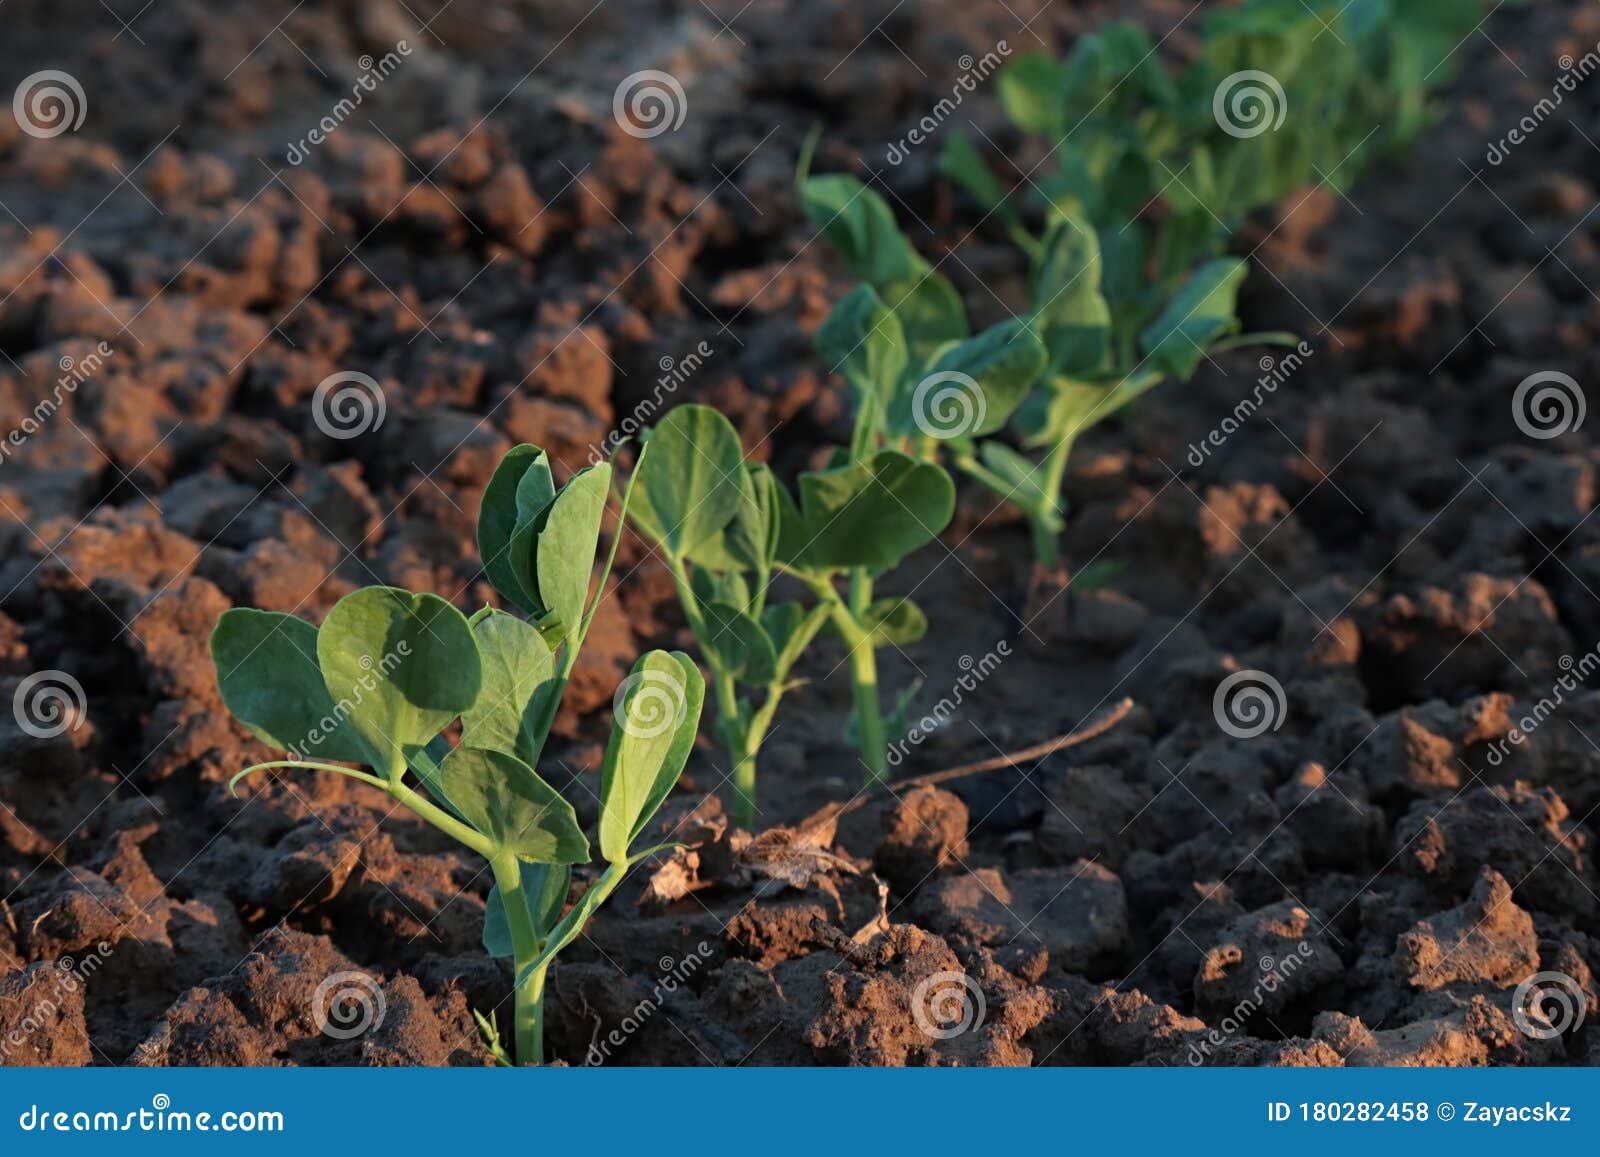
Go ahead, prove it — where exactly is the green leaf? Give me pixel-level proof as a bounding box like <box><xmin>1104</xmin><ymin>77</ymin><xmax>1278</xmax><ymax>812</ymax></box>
<box><xmin>890</xmin><ymin>320</ymin><xmax>1045</xmax><ymax>439</ymax></box>
<box><xmin>532</xmin><ymin>464</ymin><xmax>611</xmax><ymax>648</ymax></box>
<box><xmin>688</xmin><ymin>463</ymin><xmax>782</xmax><ymax>574</ymax></box>
<box><xmin>477</xmin><ymin>446</ymin><xmax>553</xmax><ymax>615</ymax></box>
<box><xmin>1139</xmin><ymin>258</ymin><xmax>1248</xmax><ymax>379</ymax></box>
<box><xmin>762</xmin><ymin>601</ymin><xmax>831</xmax><ymax>678</ymax></box>
<box><xmin>877</xmin><ymin>270</ymin><xmax>969</xmax><ymax>364</ymax></box>
<box><xmin>938</xmin><ymin>135</ymin><xmax>1019</xmax><ymax>232</ymax></box>
<box><xmin>599</xmin><ymin>651</ymin><xmax>706</xmax><ymax>862</ymax></box>
<box><xmin>632</xmin><ymin>404</ymin><xmax>746</xmax><ymax>562</ymax></box>
<box><xmin>439</xmin><ymin>746</ymin><xmax>588</xmax><ymax>862</ymax></box>
<box><xmin>860</xmin><ymin>596</ymin><xmax>927</xmax><ymax>645</ymax></box>
<box><xmin>211</xmin><ymin>609</ymin><xmax>376</xmax><ymax>765</ymax></box>
<box><xmin>971</xmin><ymin>442</ymin><xmax>1060</xmax><ymax>529</ymax></box>
<box><xmin>815</xmin><ymin>284</ymin><xmax>908</xmax><ymax>407</ymax></box>
<box><xmin>519</xmin><ymin>869</ymin><xmax>615</xmax><ymax>979</ymax></box>
<box><xmin>316</xmin><ymin>588</ymin><xmax>482</xmax><ymax>775</ymax></box>
<box><xmin>1015</xmin><ymin>370</ymin><xmax>1166</xmax><ymax>449</ymax></box>
<box><xmin>797</xmin><ymin>174</ymin><xmax>923</xmax><ymax>286</ymax></box>
<box><xmin>483</xmin><ymin>861</ymin><xmax>571</xmax><ymax>957</ymax></box>
<box><xmin>461</xmin><ymin>609</ymin><xmax>558</xmax><ymax>767</ymax></box>
<box><xmin>1032</xmin><ymin>215</ymin><xmax>1112</xmax><ymax>376</ymax></box>
<box><xmin>699</xmin><ymin>602</ymin><xmax>777</xmax><ymax>686</ymax></box>
<box><xmin>777</xmin><ymin>451</ymin><xmax>955</xmax><ymax>571</ymax></box>
<box><xmin>998</xmin><ymin>54</ymin><xmax>1068</xmax><ymax>136</ymax></box>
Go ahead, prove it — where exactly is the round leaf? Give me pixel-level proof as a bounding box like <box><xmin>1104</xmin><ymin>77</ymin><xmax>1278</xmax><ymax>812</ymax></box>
<box><xmin>461</xmin><ymin>609</ymin><xmax>557</xmax><ymax>767</ymax></box>
<box><xmin>776</xmin><ymin>451</ymin><xmax>956</xmax><ymax>572</ymax></box>
<box><xmin>317</xmin><ymin>588</ymin><xmax>482</xmax><ymax>774</ymax></box>
<box><xmin>599</xmin><ymin>651</ymin><xmax>706</xmax><ymax>863</ymax></box>
<box><xmin>632</xmin><ymin>405</ymin><xmax>746</xmax><ymax>560</ymax></box>
<box><xmin>211</xmin><ymin>608</ymin><xmax>376</xmax><ymax>765</ymax></box>
<box><xmin>439</xmin><ymin>746</ymin><xmax>588</xmax><ymax>863</ymax></box>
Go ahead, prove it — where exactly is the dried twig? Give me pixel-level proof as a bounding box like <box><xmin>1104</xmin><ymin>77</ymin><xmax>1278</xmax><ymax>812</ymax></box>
<box><xmin>806</xmin><ymin>915</ymin><xmax>874</xmax><ymax>968</ymax></box>
<box><xmin>797</xmin><ymin>696</ymin><xmax>1136</xmax><ymax>835</ymax></box>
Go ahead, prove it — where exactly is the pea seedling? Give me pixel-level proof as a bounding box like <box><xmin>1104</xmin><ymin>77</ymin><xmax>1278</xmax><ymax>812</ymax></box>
<box><xmin>799</xmin><ymin>1</ymin><xmax>1490</xmax><ymax>583</ymax></box>
<box><xmin>211</xmin><ymin>444</ymin><xmax>704</xmax><ymax>1066</ymax></box>
<box><xmin>800</xmin><ymin>149</ymin><xmax>1292</xmax><ymax>583</ymax></box>
<box><xmin>630</xmin><ymin>403</ymin><xmax>951</xmax><ymax>808</ymax></box>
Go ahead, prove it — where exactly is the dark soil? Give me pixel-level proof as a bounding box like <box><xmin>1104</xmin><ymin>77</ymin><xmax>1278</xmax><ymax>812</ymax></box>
<box><xmin>2</xmin><ymin>0</ymin><xmax>1599</xmax><ymax>1067</ymax></box>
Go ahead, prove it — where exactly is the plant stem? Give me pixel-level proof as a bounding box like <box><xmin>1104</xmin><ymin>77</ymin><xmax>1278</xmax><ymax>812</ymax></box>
<box><xmin>731</xmin><ymin>744</ymin><xmax>758</xmax><ymax>829</ymax></box>
<box><xmin>709</xmin><ymin>667</ymin><xmax>758</xmax><ymax>828</ymax></box>
<box><xmin>847</xmin><ymin>570</ymin><xmax>887</xmax><ymax>783</ymax></box>
<box><xmin>1031</xmin><ymin>434</ymin><xmax>1075</xmax><ymax>571</ymax></box>
<box><xmin>491</xmin><ymin>854</ymin><xmax>547</xmax><ymax>1066</ymax></box>
<box><xmin>391</xmin><ymin>782</ymin><xmax>496</xmax><ymax>859</ymax></box>
<box><xmin>848</xmin><ymin>635</ymin><xmax>887</xmax><ymax>784</ymax></box>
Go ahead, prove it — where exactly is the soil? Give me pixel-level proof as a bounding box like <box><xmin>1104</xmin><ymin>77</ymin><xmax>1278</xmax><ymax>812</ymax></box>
<box><xmin>2</xmin><ymin>0</ymin><xmax>1600</xmax><ymax>1067</ymax></box>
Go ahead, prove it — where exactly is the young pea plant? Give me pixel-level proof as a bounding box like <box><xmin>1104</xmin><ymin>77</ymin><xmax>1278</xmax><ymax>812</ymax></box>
<box><xmin>797</xmin><ymin>161</ymin><xmax>1274</xmax><ymax>580</ymax></box>
<box><xmin>798</xmin><ymin>0</ymin><xmax>1493</xmax><ymax>583</ymax></box>
<box><xmin>944</xmin><ymin>0</ymin><xmax>1499</xmax><ymax>283</ymax></box>
<box><xmin>211</xmin><ymin>444</ymin><xmax>704</xmax><ymax>1067</ymax></box>
<box><xmin>629</xmin><ymin>402</ymin><xmax>952</xmax><ymax>800</ymax></box>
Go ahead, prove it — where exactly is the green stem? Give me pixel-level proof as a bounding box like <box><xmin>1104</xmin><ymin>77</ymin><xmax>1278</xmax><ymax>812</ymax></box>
<box><xmin>1031</xmin><ymin>434</ymin><xmax>1075</xmax><ymax>571</ymax></box>
<box><xmin>731</xmin><ymin>744</ymin><xmax>758</xmax><ymax>829</ymax></box>
<box><xmin>848</xmin><ymin>636</ymin><xmax>886</xmax><ymax>785</ymax></box>
<box><xmin>712</xmin><ymin>668</ymin><xmax>758</xmax><ymax>828</ymax></box>
<box><xmin>389</xmin><ymin>782</ymin><xmax>497</xmax><ymax>859</ymax></box>
<box><xmin>847</xmin><ymin>571</ymin><xmax>886</xmax><ymax>781</ymax></box>
<box><xmin>1030</xmin><ymin>516</ymin><xmax>1061</xmax><ymax>571</ymax></box>
<box><xmin>668</xmin><ymin>554</ymin><xmax>763</xmax><ymax>826</ymax></box>
<box><xmin>809</xmin><ymin>572</ymin><xmax>886</xmax><ymax>785</ymax></box>
<box><xmin>491</xmin><ymin>854</ymin><xmax>547</xmax><ymax>1066</ymax></box>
